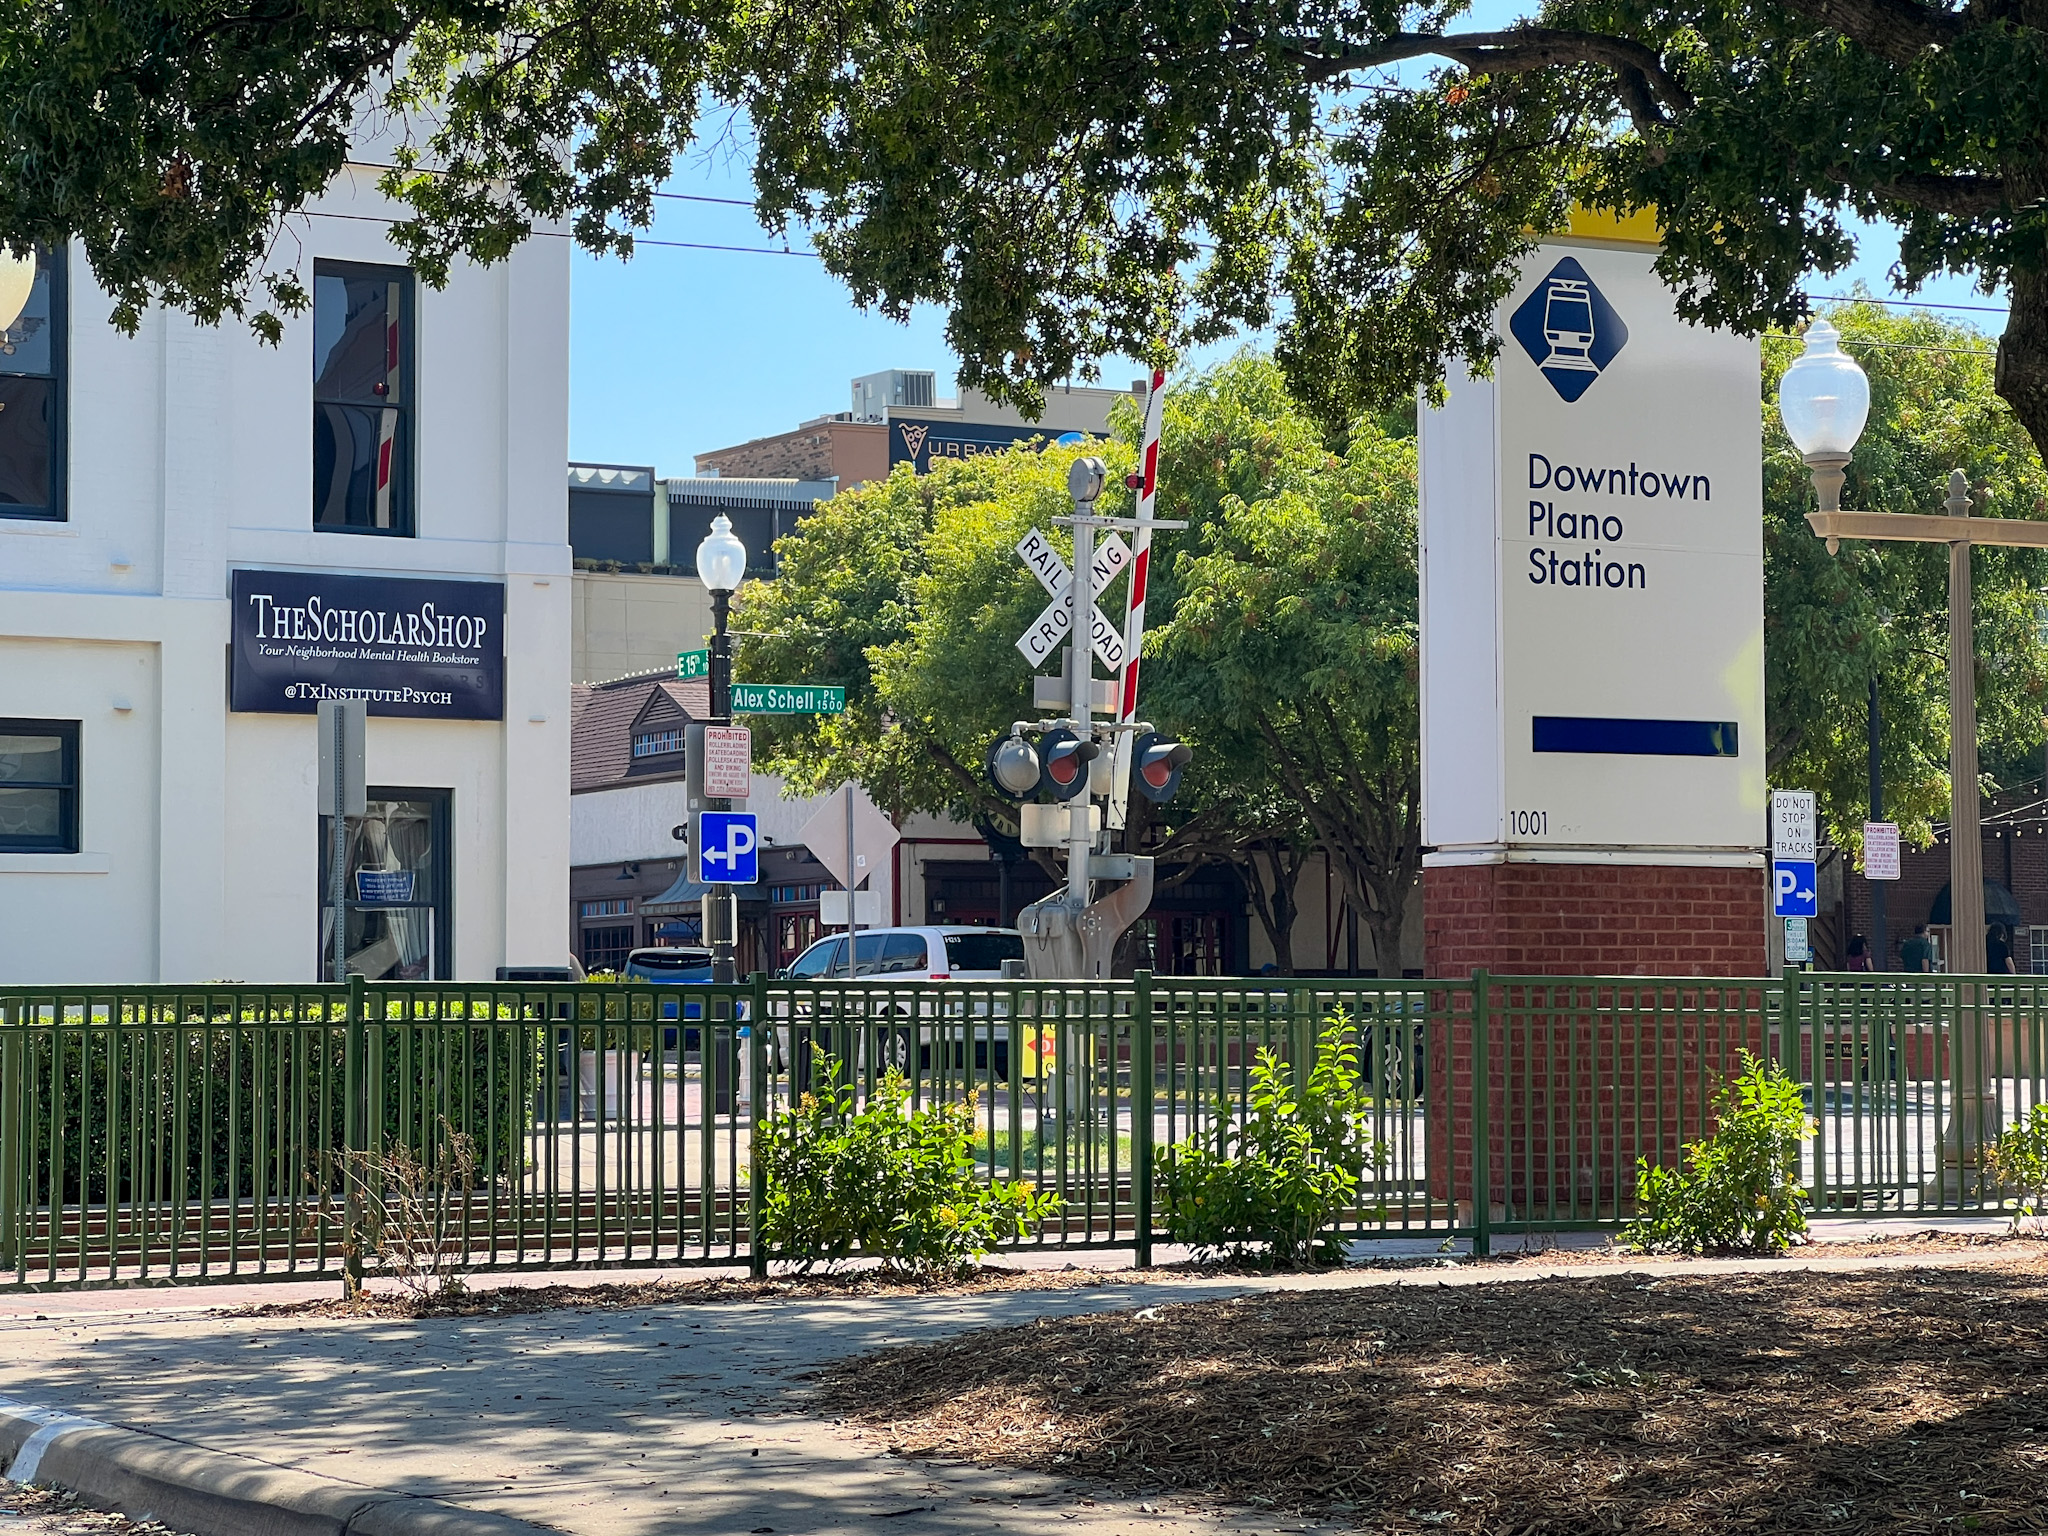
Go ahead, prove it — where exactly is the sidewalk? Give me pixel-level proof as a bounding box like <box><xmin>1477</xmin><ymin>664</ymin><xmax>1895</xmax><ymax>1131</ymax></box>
<box><xmin>0</xmin><ymin>1218</ymin><xmax>2032</xmax><ymax>1536</ymax></box>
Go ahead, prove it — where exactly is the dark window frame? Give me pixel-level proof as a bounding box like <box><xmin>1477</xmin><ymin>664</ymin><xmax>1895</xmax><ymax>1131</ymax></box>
<box><xmin>0</xmin><ymin>718</ymin><xmax>81</xmax><ymax>853</ymax></box>
<box><xmin>0</xmin><ymin>245</ymin><xmax>67</xmax><ymax>523</ymax></box>
<box><xmin>312</xmin><ymin>259</ymin><xmax>417</xmax><ymax>539</ymax></box>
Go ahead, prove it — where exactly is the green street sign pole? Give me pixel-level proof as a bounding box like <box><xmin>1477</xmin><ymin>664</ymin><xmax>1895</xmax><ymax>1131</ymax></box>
<box><xmin>730</xmin><ymin>683</ymin><xmax>847</xmax><ymax>715</ymax></box>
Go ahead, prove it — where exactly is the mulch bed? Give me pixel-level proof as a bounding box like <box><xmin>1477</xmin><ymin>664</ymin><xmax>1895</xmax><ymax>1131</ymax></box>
<box><xmin>818</xmin><ymin>1254</ymin><xmax>2048</xmax><ymax>1532</ymax></box>
<box><xmin>1</xmin><ymin>1479</ymin><xmax>199</xmax><ymax>1536</ymax></box>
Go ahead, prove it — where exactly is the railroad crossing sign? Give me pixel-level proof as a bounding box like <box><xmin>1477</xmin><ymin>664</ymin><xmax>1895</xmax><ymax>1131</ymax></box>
<box><xmin>1015</xmin><ymin>528</ymin><xmax>1130</xmax><ymax>670</ymax></box>
<box><xmin>730</xmin><ymin>683</ymin><xmax>846</xmax><ymax>714</ymax></box>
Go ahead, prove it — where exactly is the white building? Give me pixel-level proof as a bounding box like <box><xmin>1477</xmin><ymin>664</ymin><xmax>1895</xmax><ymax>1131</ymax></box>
<box><xmin>0</xmin><ymin>165</ymin><xmax>571</xmax><ymax>984</ymax></box>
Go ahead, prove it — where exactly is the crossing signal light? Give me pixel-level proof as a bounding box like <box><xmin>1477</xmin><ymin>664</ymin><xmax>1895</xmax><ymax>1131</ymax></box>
<box><xmin>986</xmin><ymin>734</ymin><xmax>1044</xmax><ymax>800</ymax></box>
<box><xmin>1037</xmin><ymin>727</ymin><xmax>1098</xmax><ymax>801</ymax></box>
<box><xmin>1131</xmin><ymin>733</ymin><xmax>1192</xmax><ymax>801</ymax></box>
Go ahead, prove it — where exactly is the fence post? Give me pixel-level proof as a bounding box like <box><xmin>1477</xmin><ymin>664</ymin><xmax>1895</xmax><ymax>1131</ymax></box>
<box><xmin>1132</xmin><ymin>971</ymin><xmax>1155</xmax><ymax>1268</ymax></box>
<box><xmin>342</xmin><ymin>973</ymin><xmax>366</xmax><ymax>1297</ymax></box>
<box><xmin>747</xmin><ymin>972</ymin><xmax>769</xmax><ymax>1279</ymax></box>
<box><xmin>0</xmin><ymin>997</ymin><xmax>21</xmax><ymax>1275</ymax></box>
<box><xmin>1784</xmin><ymin>965</ymin><xmax>1821</xmax><ymax>1207</ymax></box>
<box><xmin>1470</xmin><ymin>968</ymin><xmax>1491</xmax><ymax>1260</ymax></box>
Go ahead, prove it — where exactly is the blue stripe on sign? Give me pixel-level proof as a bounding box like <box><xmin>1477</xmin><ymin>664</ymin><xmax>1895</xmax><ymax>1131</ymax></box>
<box><xmin>1532</xmin><ymin>717</ymin><xmax>1739</xmax><ymax>757</ymax></box>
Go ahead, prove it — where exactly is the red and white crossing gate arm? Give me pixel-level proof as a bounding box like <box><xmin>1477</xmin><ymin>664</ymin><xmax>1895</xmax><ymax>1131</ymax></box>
<box><xmin>1119</xmin><ymin>367</ymin><xmax>1166</xmax><ymax>725</ymax></box>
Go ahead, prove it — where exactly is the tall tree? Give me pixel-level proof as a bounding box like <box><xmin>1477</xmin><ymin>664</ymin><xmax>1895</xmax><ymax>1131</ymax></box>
<box><xmin>1144</xmin><ymin>357</ymin><xmax>1423</xmax><ymax>975</ymax></box>
<box><xmin>12</xmin><ymin>3</ymin><xmax>2048</xmax><ymax>467</ymax></box>
<box><xmin>1765</xmin><ymin>300</ymin><xmax>2048</xmax><ymax>848</ymax></box>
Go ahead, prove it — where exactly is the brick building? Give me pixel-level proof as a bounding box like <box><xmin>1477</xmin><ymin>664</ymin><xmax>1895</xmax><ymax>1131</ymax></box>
<box><xmin>1834</xmin><ymin>784</ymin><xmax>2048</xmax><ymax>971</ymax></box>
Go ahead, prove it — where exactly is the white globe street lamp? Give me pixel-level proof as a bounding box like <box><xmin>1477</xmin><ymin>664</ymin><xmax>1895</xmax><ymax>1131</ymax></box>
<box><xmin>694</xmin><ymin>513</ymin><xmax>748</xmax><ymax>595</ymax></box>
<box><xmin>1778</xmin><ymin>318</ymin><xmax>1870</xmax><ymax>548</ymax></box>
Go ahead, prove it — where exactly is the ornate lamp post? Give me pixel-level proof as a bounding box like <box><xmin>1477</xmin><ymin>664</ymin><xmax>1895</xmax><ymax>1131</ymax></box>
<box><xmin>1787</xmin><ymin>323</ymin><xmax>2042</xmax><ymax>1185</ymax></box>
<box><xmin>694</xmin><ymin>514</ymin><xmax>748</xmax><ymax>984</ymax></box>
<box><xmin>695</xmin><ymin>514</ymin><xmax>747</xmax><ymax>723</ymax></box>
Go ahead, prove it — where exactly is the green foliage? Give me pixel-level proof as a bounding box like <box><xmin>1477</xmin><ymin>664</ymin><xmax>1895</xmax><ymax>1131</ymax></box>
<box><xmin>754</xmin><ymin>1057</ymin><xmax>1062</xmax><ymax>1276</ymax></box>
<box><xmin>1623</xmin><ymin>1053</ymin><xmax>1815</xmax><ymax>1255</ymax></box>
<box><xmin>1984</xmin><ymin>1105</ymin><xmax>2048</xmax><ymax>1230</ymax></box>
<box><xmin>1763</xmin><ymin>302</ymin><xmax>2048</xmax><ymax>858</ymax></box>
<box><xmin>1157</xmin><ymin>1016</ymin><xmax>1384</xmax><ymax>1266</ymax></box>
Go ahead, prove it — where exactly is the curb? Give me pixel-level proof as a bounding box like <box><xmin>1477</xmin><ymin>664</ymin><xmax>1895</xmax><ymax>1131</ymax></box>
<box><xmin>0</xmin><ymin>1398</ymin><xmax>559</xmax><ymax>1536</ymax></box>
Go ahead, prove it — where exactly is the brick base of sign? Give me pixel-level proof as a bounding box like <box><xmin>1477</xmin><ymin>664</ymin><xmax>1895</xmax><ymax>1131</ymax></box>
<box><xmin>1420</xmin><ymin>860</ymin><xmax>1771</xmax><ymax>1216</ymax></box>
<box><xmin>1422</xmin><ymin>861</ymin><xmax>1768</xmax><ymax>979</ymax></box>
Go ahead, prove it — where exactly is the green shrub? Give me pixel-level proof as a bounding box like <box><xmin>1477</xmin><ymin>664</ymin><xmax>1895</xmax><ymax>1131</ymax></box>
<box><xmin>1156</xmin><ymin>1016</ymin><xmax>1384</xmax><ymax>1266</ymax></box>
<box><xmin>1623</xmin><ymin>1052</ymin><xmax>1814</xmax><ymax>1255</ymax></box>
<box><xmin>1984</xmin><ymin>1104</ymin><xmax>2048</xmax><ymax>1229</ymax></box>
<box><xmin>754</xmin><ymin>1055</ymin><xmax>1062</xmax><ymax>1276</ymax></box>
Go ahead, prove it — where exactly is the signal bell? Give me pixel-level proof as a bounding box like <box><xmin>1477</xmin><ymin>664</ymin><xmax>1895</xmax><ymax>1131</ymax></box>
<box><xmin>1036</xmin><ymin>727</ymin><xmax>1098</xmax><ymax>801</ymax></box>
<box><xmin>1130</xmin><ymin>732</ymin><xmax>1192</xmax><ymax>801</ymax></box>
<box><xmin>986</xmin><ymin>734</ymin><xmax>1044</xmax><ymax>800</ymax></box>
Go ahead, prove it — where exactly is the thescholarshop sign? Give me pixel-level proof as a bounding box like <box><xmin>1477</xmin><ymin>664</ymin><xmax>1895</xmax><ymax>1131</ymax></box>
<box><xmin>230</xmin><ymin>568</ymin><xmax>506</xmax><ymax>719</ymax></box>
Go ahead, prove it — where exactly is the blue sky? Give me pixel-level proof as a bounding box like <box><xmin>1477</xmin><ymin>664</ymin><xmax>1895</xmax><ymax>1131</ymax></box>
<box><xmin>568</xmin><ymin>99</ymin><xmax>2010</xmax><ymax>478</ymax></box>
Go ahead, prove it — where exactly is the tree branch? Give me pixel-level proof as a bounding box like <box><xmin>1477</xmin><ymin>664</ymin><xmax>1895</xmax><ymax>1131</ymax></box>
<box><xmin>1774</xmin><ymin>0</ymin><xmax>1967</xmax><ymax>65</ymax></box>
<box><xmin>1863</xmin><ymin>170</ymin><xmax>2009</xmax><ymax>216</ymax></box>
<box><xmin>1281</xmin><ymin>28</ymin><xmax>1694</xmax><ymax>115</ymax></box>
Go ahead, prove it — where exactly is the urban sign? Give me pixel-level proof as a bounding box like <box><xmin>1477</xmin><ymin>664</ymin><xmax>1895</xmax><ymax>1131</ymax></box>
<box><xmin>1863</xmin><ymin>821</ymin><xmax>1901</xmax><ymax>881</ymax></box>
<box><xmin>676</xmin><ymin>649</ymin><xmax>710</xmax><ymax>680</ymax></box>
<box><xmin>730</xmin><ymin>683</ymin><xmax>846</xmax><ymax>714</ymax></box>
<box><xmin>696</xmin><ymin>810</ymin><xmax>759</xmax><ymax>884</ymax></box>
<box><xmin>1773</xmin><ymin>859</ymin><xmax>1818</xmax><ymax>918</ymax></box>
<box><xmin>1419</xmin><ymin>233</ymin><xmax>1765</xmax><ymax>857</ymax></box>
<box><xmin>1771</xmin><ymin>790</ymin><xmax>1817</xmax><ymax>861</ymax></box>
<box><xmin>702</xmin><ymin>726</ymin><xmax>752</xmax><ymax>798</ymax></box>
<box><xmin>230</xmin><ymin>568</ymin><xmax>505</xmax><ymax>719</ymax></box>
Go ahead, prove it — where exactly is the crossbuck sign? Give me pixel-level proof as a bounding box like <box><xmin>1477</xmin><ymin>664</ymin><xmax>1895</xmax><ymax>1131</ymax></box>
<box><xmin>1014</xmin><ymin>528</ymin><xmax>1131</xmax><ymax>669</ymax></box>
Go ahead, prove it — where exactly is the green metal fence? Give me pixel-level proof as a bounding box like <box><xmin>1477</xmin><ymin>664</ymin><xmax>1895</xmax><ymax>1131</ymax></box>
<box><xmin>0</xmin><ymin>970</ymin><xmax>2036</xmax><ymax>1290</ymax></box>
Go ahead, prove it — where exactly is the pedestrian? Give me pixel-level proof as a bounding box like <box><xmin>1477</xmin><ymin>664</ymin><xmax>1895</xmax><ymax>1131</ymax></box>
<box><xmin>1845</xmin><ymin>934</ymin><xmax>1873</xmax><ymax>972</ymax></box>
<box><xmin>1987</xmin><ymin>925</ymin><xmax>2017</xmax><ymax>975</ymax></box>
<box><xmin>1901</xmin><ymin>923</ymin><xmax>1934</xmax><ymax>974</ymax></box>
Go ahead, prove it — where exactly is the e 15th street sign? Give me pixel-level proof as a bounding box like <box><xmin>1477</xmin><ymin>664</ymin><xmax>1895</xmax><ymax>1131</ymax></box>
<box><xmin>731</xmin><ymin>683</ymin><xmax>846</xmax><ymax>714</ymax></box>
<box><xmin>676</xmin><ymin>649</ymin><xmax>710</xmax><ymax>680</ymax></box>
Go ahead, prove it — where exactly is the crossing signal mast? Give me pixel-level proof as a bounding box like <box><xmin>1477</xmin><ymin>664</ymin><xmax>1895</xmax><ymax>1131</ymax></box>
<box><xmin>987</xmin><ymin>372</ymin><xmax>1189</xmax><ymax>980</ymax></box>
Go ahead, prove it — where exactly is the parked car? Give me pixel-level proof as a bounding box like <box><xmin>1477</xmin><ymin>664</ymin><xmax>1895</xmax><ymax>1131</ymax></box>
<box><xmin>775</xmin><ymin>926</ymin><xmax>1027</xmax><ymax>1079</ymax></box>
<box><xmin>620</xmin><ymin>946</ymin><xmax>745</xmax><ymax>1047</ymax></box>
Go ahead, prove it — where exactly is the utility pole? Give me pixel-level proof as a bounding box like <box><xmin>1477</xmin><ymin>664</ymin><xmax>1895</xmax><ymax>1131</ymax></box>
<box><xmin>1869</xmin><ymin>676</ymin><xmax>1888</xmax><ymax>969</ymax></box>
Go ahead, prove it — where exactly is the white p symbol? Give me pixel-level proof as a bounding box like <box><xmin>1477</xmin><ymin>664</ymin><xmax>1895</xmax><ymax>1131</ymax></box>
<box><xmin>724</xmin><ymin>822</ymin><xmax>755</xmax><ymax>864</ymax></box>
<box><xmin>1777</xmin><ymin>867</ymin><xmax>1796</xmax><ymax>901</ymax></box>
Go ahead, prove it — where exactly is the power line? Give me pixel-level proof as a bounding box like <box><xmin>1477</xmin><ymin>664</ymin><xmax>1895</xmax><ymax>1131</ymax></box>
<box><xmin>1811</xmin><ymin>293</ymin><xmax>2008</xmax><ymax>315</ymax></box>
<box><xmin>303</xmin><ymin>207</ymin><xmax>819</xmax><ymax>257</ymax></box>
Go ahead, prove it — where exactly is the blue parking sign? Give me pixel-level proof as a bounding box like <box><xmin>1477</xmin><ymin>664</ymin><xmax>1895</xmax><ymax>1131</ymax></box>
<box><xmin>697</xmin><ymin>811</ymin><xmax>758</xmax><ymax>884</ymax></box>
<box><xmin>1773</xmin><ymin>859</ymin><xmax>1817</xmax><ymax>918</ymax></box>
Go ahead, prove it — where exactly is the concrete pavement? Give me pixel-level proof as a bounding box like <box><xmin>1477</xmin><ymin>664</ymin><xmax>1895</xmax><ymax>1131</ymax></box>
<box><xmin>0</xmin><ymin>1219</ymin><xmax>2033</xmax><ymax>1536</ymax></box>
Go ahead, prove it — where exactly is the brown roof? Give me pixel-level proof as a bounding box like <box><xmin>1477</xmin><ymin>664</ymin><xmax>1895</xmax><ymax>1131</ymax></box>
<box><xmin>570</xmin><ymin>671</ymin><xmax>711</xmax><ymax>793</ymax></box>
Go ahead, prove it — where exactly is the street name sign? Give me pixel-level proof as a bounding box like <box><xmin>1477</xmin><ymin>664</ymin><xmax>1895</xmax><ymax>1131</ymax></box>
<box><xmin>1863</xmin><ymin>821</ymin><xmax>1901</xmax><ymax>881</ymax></box>
<box><xmin>696</xmin><ymin>810</ymin><xmax>759</xmax><ymax>884</ymax></box>
<box><xmin>1771</xmin><ymin>790</ymin><xmax>1817</xmax><ymax>861</ymax></box>
<box><xmin>1773</xmin><ymin>859</ymin><xmax>1818</xmax><ymax>918</ymax></box>
<box><xmin>676</xmin><ymin>649</ymin><xmax>710</xmax><ymax>680</ymax></box>
<box><xmin>702</xmin><ymin>726</ymin><xmax>751</xmax><ymax>798</ymax></box>
<box><xmin>731</xmin><ymin>683</ymin><xmax>846</xmax><ymax>714</ymax></box>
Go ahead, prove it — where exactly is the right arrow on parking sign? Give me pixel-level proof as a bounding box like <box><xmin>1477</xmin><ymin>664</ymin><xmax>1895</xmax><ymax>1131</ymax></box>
<box><xmin>1773</xmin><ymin>859</ymin><xmax>1818</xmax><ymax>918</ymax></box>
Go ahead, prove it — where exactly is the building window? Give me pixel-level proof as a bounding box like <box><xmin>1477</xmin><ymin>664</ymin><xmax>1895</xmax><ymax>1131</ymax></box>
<box><xmin>0</xmin><ymin>246</ymin><xmax>65</xmax><ymax>522</ymax></box>
<box><xmin>582</xmin><ymin>925</ymin><xmax>635</xmax><ymax>973</ymax></box>
<box><xmin>2030</xmin><ymin>926</ymin><xmax>2048</xmax><ymax>976</ymax></box>
<box><xmin>313</xmin><ymin>261</ymin><xmax>414</xmax><ymax>535</ymax></box>
<box><xmin>581</xmin><ymin>898</ymin><xmax>633</xmax><ymax>919</ymax></box>
<box><xmin>319</xmin><ymin>791</ymin><xmax>449</xmax><ymax>980</ymax></box>
<box><xmin>633</xmin><ymin>728</ymin><xmax>684</xmax><ymax>758</ymax></box>
<box><xmin>0</xmin><ymin>720</ymin><xmax>79</xmax><ymax>852</ymax></box>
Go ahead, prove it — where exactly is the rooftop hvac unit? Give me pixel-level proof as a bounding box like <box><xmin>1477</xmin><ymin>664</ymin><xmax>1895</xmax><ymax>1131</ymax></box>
<box><xmin>851</xmin><ymin>369</ymin><xmax>938</xmax><ymax>420</ymax></box>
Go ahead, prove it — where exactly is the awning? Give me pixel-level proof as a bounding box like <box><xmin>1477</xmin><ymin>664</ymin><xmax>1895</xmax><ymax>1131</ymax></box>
<box><xmin>642</xmin><ymin>870</ymin><xmax>765</xmax><ymax>915</ymax></box>
<box><xmin>1928</xmin><ymin>877</ymin><xmax>2026</xmax><ymax>928</ymax></box>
